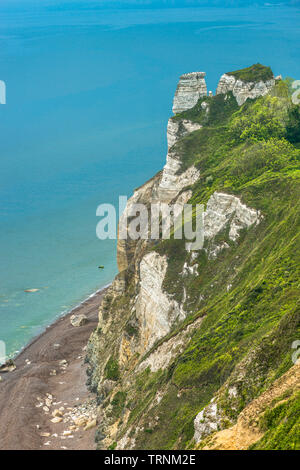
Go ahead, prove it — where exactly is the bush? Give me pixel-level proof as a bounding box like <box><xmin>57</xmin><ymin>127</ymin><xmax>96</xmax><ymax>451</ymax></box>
<box><xmin>231</xmin><ymin>138</ymin><xmax>299</xmax><ymax>182</ymax></box>
<box><xmin>285</xmin><ymin>105</ymin><xmax>300</xmax><ymax>144</ymax></box>
<box><xmin>229</xmin><ymin>95</ymin><xmax>286</xmax><ymax>142</ymax></box>
<box><xmin>251</xmin><ymin>392</ymin><xmax>300</xmax><ymax>450</ymax></box>
<box><xmin>108</xmin><ymin>442</ymin><xmax>117</xmax><ymax>450</ymax></box>
<box><xmin>111</xmin><ymin>391</ymin><xmax>127</xmax><ymax>418</ymax></box>
<box><xmin>104</xmin><ymin>356</ymin><xmax>120</xmax><ymax>381</ymax></box>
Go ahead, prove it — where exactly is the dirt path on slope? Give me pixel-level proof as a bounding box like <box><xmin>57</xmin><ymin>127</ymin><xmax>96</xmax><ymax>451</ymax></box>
<box><xmin>203</xmin><ymin>362</ymin><xmax>300</xmax><ymax>450</ymax></box>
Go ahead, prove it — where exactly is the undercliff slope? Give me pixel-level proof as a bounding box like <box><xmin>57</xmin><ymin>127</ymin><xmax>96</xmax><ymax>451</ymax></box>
<box><xmin>86</xmin><ymin>64</ymin><xmax>300</xmax><ymax>450</ymax></box>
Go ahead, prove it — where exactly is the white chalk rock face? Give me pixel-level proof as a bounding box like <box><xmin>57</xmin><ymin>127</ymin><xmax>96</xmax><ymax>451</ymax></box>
<box><xmin>167</xmin><ymin>118</ymin><xmax>202</xmax><ymax>150</ymax></box>
<box><xmin>204</xmin><ymin>192</ymin><xmax>261</xmax><ymax>242</ymax></box>
<box><xmin>157</xmin><ymin>152</ymin><xmax>200</xmax><ymax>203</ymax></box>
<box><xmin>194</xmin><ymin>400</ymin><xmax>221</xmax><ymax>443</ymax></box>
<box><xmin>216</xmin><ymin>73</ymin><xmax>275</xmax><ymax>106</ymax></box>
<box><xmin>157</xmin><ymin>117</ymin><xmax>202</xmax><ymax>202</ymax></box>
<box><xmin>216</xmin><ymin>73</ymin><xmax>236</xmax><ymax>95</ymax></box>
<box><xmin>139</xmin><ymin>316</ymin><xmax>204</xmax><ymax>373</ymax></box>
<box><xmin>135</xmin><ymin>252</ymin><xmax>185</xmax><ymax>352</ymax></box>
<box><xmin>173</xmin><ymin>72</ymin><xmax>207</xmax><ymax>114</ymax></box>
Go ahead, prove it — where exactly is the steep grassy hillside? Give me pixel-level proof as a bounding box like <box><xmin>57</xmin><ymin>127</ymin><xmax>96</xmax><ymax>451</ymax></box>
<box><xmin>87</xmin><ymin>71</ymin><xmax>300</xmax><ymax>451</ymax></box>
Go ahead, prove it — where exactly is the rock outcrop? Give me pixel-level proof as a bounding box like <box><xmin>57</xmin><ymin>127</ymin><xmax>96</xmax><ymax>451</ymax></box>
<box><xmin>167</xmin><ymin>119</ymin><xmax>202</xmax><ymax>150</ymax></box>
<box><xmin>204</xmin><ymin>192</ymin><xmax>261</xmax><ymax>242</ymax></box>
<box><xmin>0</xmin><ymin>359</ymin><xmax>16</xmax><ymax>373</ymax></box>
<box><xmin>194</xmin><ymin>399</ymin><xmax>221</xmax><ymax>443</ymax></box>
<box><xmin>172</xmin><ymin>72</ymin><xmax>207</xmax><ymax>114</ymax></box>
<box><xmin>216</xmin><ymin>73</ymin><xmax>275</xmax><ymax>106</ymax></box>
<box><xmin>139</xmin><ymin>316</ymin><xmax>204</xmax><ymax>373</ymax></box>
<box><xmin>157</xmin><ymin>154</ymin><xmax>199</xmax><ymax>203</ymax></box>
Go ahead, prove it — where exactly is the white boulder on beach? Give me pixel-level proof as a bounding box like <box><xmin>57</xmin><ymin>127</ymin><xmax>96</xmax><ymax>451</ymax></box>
<box><xmin>70</xmin><ymin>314</ymin><xmax>88</xmax><ymax>327</ymax></box>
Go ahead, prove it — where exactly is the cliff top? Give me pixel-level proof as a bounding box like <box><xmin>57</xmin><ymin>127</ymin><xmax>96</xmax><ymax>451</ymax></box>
<box><xmin>227</xmin><ymin>63</ymin><xmax>274</xmax><ymax>83</ymax></box>
<box><xmin>180</xmin><ymin>71</ymin><xmax>206</xmax><ymax>79</ymax></box>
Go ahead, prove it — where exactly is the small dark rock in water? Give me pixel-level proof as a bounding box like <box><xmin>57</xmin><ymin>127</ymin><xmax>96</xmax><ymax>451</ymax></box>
<box><xmin>0</xmin><ymin>359</ymin><xmax>16</xmax><ymax>373</ymax></box>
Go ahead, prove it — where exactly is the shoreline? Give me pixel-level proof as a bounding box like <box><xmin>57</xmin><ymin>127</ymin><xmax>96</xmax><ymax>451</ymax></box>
<box><xmin>13</xmin><ymin>283</ymin><xmax>111</xmax><ymax>363</ymax></box>
<box><xmin>0</xmin><ymin>284</ymin><xmax>109</xmax><ymax>450</ymax></box>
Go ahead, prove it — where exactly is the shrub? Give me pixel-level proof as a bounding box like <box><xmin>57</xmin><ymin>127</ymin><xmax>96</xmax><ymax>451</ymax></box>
<box><xmin>108</xmin><ymin>442</ymin><xmax>117</xmax><ymax>450</ymax></box>
<box><xmin>285</xmin><ymin>105</ymin><xmax>300</xmax><ymax>144</ymax></box>
<box><xmin>110</xmin><ymin>391</ymin><xmax>127</xmax><ymax>418</ymax></box>
<box><xmin>231</xmin><ymin>138</ymin><xmax>299</xmax><ymax>182</ymax></box>
<box><xmin>229</xmin><ymin>95</ymin><xmax>286</xmax><ymax>142</ymax></box>
<box><xmin>104</xmin><ymin>356</ymin><xmax>120</xmax><ymax>381</ymax></box>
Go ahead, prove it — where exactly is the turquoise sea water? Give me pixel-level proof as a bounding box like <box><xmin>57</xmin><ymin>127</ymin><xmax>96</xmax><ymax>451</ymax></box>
<box><xmin>0</xmin><ymin>1</ymin><xmax>299</xmax><ymax>357</ymax></box>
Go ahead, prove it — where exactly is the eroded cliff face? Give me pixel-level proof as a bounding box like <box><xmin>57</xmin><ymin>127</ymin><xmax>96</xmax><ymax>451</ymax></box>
<box><xmin>136</xmin><ymin>252</ymin><xmax>186</xmax><ymax>353</ymax></box>
<box><xmin>172</xmin><ymin>72</ymin><xmax>207</xmax><ymax>114</ymax></box>
<box><xmin>167</xmin><ymin>119</ymin><xmax>202</xmax><ymax>150</ymax></box>
<box><xmin>117</xmin><ymin>110</ymin><xmax>202</xmax><ymax>272</ymax></box>
<box><xmin>86</xmin><ymin>65</ymin><xmax>300</xmax><ymax>451</ymax></box>
<box><xmin>216</xmin><ymin>73</ymin><xmax>275</xmax><ymax>106</ymax></box>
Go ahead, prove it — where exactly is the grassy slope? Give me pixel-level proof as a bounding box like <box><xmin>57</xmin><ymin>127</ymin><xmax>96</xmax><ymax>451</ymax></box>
<box><xmin>251</xmin><ymin>391</ymin><xmax>300</xmax><ymax>450</ymax></box>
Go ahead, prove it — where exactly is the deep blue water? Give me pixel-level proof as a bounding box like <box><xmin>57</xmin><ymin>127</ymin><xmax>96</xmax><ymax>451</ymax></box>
<box><xmin>0</xmin><ymin>1</ymin><xmax>299</xmax><ymax>357</ymax></box>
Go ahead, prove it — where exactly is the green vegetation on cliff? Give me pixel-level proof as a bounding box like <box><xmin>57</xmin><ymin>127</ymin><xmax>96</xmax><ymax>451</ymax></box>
<box><xmin>250</xmin><ymin>392</ymin><xmax>300</xmax><ymax>450</ymax></box>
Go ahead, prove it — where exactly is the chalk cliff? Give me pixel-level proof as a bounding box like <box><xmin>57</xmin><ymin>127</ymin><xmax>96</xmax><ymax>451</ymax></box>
<box><xmin>86</xmin><ymin>64</ymin><xmax>300</xmax><ymax>451</ymax></box>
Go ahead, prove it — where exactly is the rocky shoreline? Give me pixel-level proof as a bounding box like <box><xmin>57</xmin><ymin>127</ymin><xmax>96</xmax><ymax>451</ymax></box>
<box><xmin>0</xmin><ymin>286</ymin><xmax>108</xmax><ymax>450</ymax></box>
